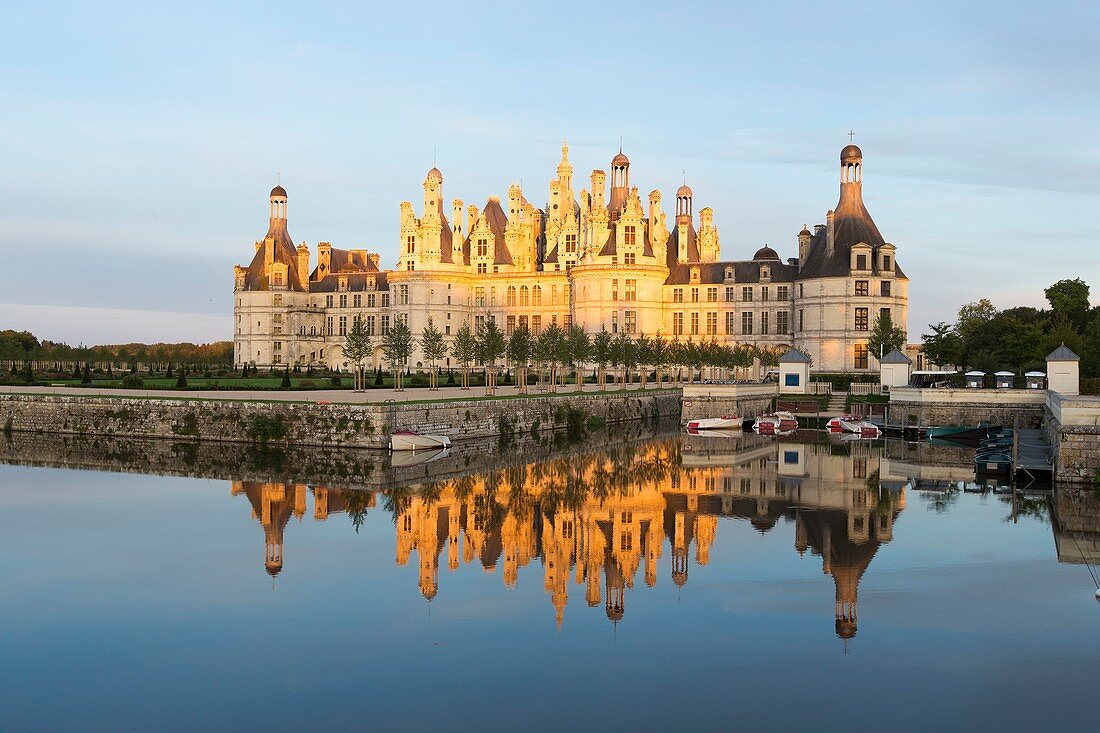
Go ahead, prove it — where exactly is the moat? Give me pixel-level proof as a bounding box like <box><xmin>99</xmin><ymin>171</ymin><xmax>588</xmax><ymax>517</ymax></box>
<box><xmin>1</xmin><ymin>428</ymin><xmax>1097</xmax><ymax>732</ymax></box>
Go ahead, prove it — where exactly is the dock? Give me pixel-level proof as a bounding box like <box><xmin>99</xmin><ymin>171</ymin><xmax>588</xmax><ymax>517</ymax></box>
<box><xmin>1014</xmin><ymin>428</ymin><xmax>1053</xmax><ymax>482</ymax></box>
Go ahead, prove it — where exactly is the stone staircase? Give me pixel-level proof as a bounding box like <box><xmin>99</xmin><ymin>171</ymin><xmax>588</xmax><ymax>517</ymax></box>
<box><xmin>825</xmin><ymin>391</ymin><xmax>848</xmax><ymax>415</ymax></box>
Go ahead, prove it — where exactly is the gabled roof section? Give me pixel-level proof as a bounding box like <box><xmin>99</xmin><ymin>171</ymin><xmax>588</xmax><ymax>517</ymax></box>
<box><xmin>1046</xmin><ymin>344</ymin><xmax>1080</xmax><ymax>361</ymax></box>
<box><xmin>664</xmin><ymin>259</ymin><xmax>797</xmax><ymax>285</ymax></box>
<box><xmin>880</xmin><ymin>348</ymin><xmax>912</xmax><ymax>364</ymax></box>
<box><xmin>779</xmin><ymin>348</ymin><xmax>812</xmax><ymax>364</ymax></box>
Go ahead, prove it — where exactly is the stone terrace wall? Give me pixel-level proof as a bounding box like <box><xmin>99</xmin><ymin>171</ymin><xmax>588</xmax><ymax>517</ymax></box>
<box><xmin>681</xmin><ymin>384</ymin><xmax>777</xmax><ymax>422</ymax></box>
<box><xmin>887</xmin><ymin>388</ymin><xmax>1046</xmax><ymax>430</ymax></box>
<box><xmin>0</xmin><ymin>391</ymin><xmax>681</xmax><ymax>450</ymax></box>
<box><xmin>1045</xmin><ymin>392</ymin><xmax>1100</xmax><ymax>485</ymax></box>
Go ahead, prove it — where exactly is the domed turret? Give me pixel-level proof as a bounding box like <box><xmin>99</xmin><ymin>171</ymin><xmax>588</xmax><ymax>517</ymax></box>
<box><xmin>676</xmin><ymin>183</ymin><xmax>692</xmax><ymax>198</ymax></box>
<box><xmin>426</xmin><ymin>166</ymin><xmax>443</xmax><ymax>182</ymax></box>
<box><xmin>753</xmin><ymin>245</ymin><xmax>781</xmax><ymax>261</ymax></box>
<box><xmin>840</xmin><ymin>144</ymin><xmax>862</xmax><ymax>164</ymax></box>
<box><xmin>611</xmin><ymin>150</ymin><xmax>629</xmax><ymax>167</ymax></box>
<box><xmin>270</xmin><ymin>185</ymin><xmax>287</xmax><ymax>198</ymax></box>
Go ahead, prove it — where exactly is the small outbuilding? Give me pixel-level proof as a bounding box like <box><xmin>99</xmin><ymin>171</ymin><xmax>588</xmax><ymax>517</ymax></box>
<box><xmin>1024</xmin><ymin>371</ymin><xmax>1046</xmax><ymax>390</ymax></box>
<box><xmin>994</xmin><ymin>371</ymin><xmax>1015</xmax><ymax>389</ymax></box>
<box><xmin>879</xmin><ymin>348</ymin><xmax>913</xmax><ymax>392</ymax></box>
<box><xmin>964</xmin><ymin>371</ymin><xmax>986</xmax><ymax>389</ymax></box>
<box><xmin>778</xmin><ymin>348</ymin><xmax>812</xmax><ymax>394</ymax></box>
<box><xmin>1046</xmin><ymin>344</ymin><xmax>1080</xmax><ymax>396</ymax></box>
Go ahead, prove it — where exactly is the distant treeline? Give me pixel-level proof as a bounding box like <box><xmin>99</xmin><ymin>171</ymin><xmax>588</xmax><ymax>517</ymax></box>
<box><xmin>921</xmin><ymin>278</ymin><xmax>1099</xmax><ymax>377</ymax></box>
<box><xmin>0</xmin><ymin>330</ymin><xmax>233</xmax><ymax>368</ymax></box>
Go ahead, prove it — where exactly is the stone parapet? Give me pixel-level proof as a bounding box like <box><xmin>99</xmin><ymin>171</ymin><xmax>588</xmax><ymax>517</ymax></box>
<box><xmin>681</xmin><ymin>383</ymin><xmax>777</xmax><ymax>422</ymax></box>
<box><xmin>887</xmin><ymin>387</ymin><xmax>1047</xmax><ymax>430</ymax></box>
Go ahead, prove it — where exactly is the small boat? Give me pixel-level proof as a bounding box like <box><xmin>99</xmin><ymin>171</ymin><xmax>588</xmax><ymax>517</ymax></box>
<box><xmin>826</xmin><ymin>414</ymin><xmax>854</xmax><ymax>431</ymax></box>
<box><xmin>685</xmin><ymin>415</ymin><xmax>742</xmax><ymax>431</ymax></box>
<box><xmin>926</xmin><ymin>424</ymin><xmax>1001</xmax><ymax>444</ymax></box>
<box><xmin>389</xmin><ymin>430</ymin><xmax>452</xmax><ymax>451</ymax></box>
<box><xmin>975</xmin><ymin>453</ymin><xmax>1012</xmax><ymax>473</ymax></box>
<box><xmin>753</xmin><ymin>411</ymin><xmax>798</xmax><ymax>435</ymax></box>
<box><xmin>839</xmin><ymin>418</ymin><xmax>882</xmax><ymax>438</ymax></box>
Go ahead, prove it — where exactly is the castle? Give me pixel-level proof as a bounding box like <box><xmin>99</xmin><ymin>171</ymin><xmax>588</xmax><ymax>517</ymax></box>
<box><xmin>234</xmin><ymin>142</ymin><xmax>908</xmax><ymax>372</ymax></box>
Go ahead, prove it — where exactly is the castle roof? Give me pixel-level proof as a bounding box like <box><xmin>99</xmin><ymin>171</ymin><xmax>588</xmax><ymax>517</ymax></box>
<box><xmin>880</xmin><ymin>348</ymin><xmax>912</xmax><ymax>364</ymax></box>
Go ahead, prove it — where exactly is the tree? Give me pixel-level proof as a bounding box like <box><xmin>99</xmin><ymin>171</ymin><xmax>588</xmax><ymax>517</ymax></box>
<box><xmin>419</xmin><ymin>317</ymin><xmax>446</xmax><ymax>390</ymax></box>
<box><xmin>381</xmin><ymin>318</ymin><xmax>415</xmax><ymax>391</ymax></box>
<box><xmin>343</xmin><ymin>313</ymin><xmax>373</xmax><ymax>391</ymax></box>
<box><xmin>867</xmin><ymin>311</ymin><xmax>906</xmax><ymax>364</ymax></box>
<box><xmin>957</xmin><ymin>299</ymin><xmax>997</xmax><ymax>343</ymax></box>
<box><xmin>566</xmin><ymin>325</ymin><xmax>591</xmax><ymax>392</ymax></box>
<box><xmin>175</xmin><ymin>367</ymin><xmax>188</xmax><ymax>389</ymax></box>
<box><xmin>591</xmin><ymin>328</ymin><xmax>612</xmax><ymax>390</ymax></box>
<box><xmin>280</xmin><ymin>365</ymin><xmax>292</xmax><ymax>388</ymax></box>
<box><xmin>1045</xmin><ymin>278</ymin><xmax>1090</xmax><ymax>332</ymax></box>
<box><xmin>80</xmin><ymin>363</ymin><xmax>92</xmax><ymax>385</ymax></box>
<box><xmin>535</xmin><ymin>324</ymin><xmax>567</xmax><ymax>392</ymax></box>
<box><xmin>451</xmin><ymin>321</ymin><xmax>477</xmax><ymax>390</ymax></box>
<box><xmin>507</xmin><ymin>325</ymin><xmax>533</xmax><ymax>394</ymax></box>
<box><xmin>921</xmin><ymin>322</ymin><xmax>964</xmax><ymax>370</ymax></box>
<box><xmin>475</xmin><ymin>317</ymin><xmax>507</xmax><ymax>395</ymax></box>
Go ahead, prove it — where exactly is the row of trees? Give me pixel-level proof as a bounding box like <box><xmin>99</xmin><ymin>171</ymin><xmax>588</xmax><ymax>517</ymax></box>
<box><xmin>0</xmin><ymin>330</ymin><xmax>233</xmax><ymax>370</ymax></box>
<box><xmin>344</xmin><ymin>313</ymin><xmax>787</xmax><ymax>394</ymax></box>
<box><xmin>921</xmin><ymin>278</ymin><xmax>1099</xmax><ymax>376</ymax></box>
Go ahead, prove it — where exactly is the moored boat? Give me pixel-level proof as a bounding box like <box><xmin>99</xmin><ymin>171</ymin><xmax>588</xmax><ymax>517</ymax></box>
<box><xmin>839</xmin><ymin>418</ymin><xmax>882</xmax><ymax>438</ymax></box>
<box><xmin>826</xmin><ymin>414</ymin><xmax>853</xmax><ymax>431</ymax></box>
<box><xmin>390</xmin><ymin>430</ymin><xmax>452</xmax><ymax>451</ymax></box>
<box><xmin>685</xmin><ymin>415</ymin><xmax>742</xmax><ymax>431</ymax></box>
<box><xmin>753</xmin><ymin>411</ymin><xmax>798</xmax><ymax>435</ymax></box>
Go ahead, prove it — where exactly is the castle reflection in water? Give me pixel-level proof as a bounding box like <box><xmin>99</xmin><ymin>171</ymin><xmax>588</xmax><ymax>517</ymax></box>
<box><xmin>234</xmin><ymin>433</ymin><xmax>904</xmax><ymax>639</ymax></box>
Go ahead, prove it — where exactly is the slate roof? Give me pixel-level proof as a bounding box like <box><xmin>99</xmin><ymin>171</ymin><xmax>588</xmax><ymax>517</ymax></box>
<box><xmin>880</xmin><ymin>348</ymin><xmax>912</xmax><ymax>364</ymax></box>
<box><xmin>664</xmin><ymin>259</ymin><xmax>797</xmax><ymax>285</ymax></box>
<box><xmin>242</xmin><ymin>219</ymin><xmax>306</xmax><ymax>292</ymax></box>
<box><xmin>1046</xmin><ymin>344</ymin><xmax>1080</xmax><ymax>361</ymax></box>
<box><xmin>779</xmin><ymin>348</ymin><xmax>812</xmax><ymax>363</ymax></box>
<box><xmin>798</xmin><ymin>184</ymin><xmax>907</xmax><ymax>280</ymax></box>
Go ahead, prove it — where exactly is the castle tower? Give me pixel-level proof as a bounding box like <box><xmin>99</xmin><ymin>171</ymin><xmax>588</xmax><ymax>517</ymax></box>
<box><xmin>675</xmin><ymin>183</ymin><xmax>692</xmax><ymax>224</ymax></box>
<box><xmin>608</xmin><ymin>149</ymin><xmax>630</xmax><ymax>220</ymax></box>
<box><xmin>269</xmin><ymin>184</ymin><xmax>287</xmax><ymax>225</ymax></box>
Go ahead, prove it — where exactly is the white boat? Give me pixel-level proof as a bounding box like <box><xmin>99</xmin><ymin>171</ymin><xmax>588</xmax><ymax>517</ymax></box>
<box><xmin>389</xmin><ymin>430</ymin><xmax>452</xmax><ymax>451</ymax></box>
<box><xmin>838</xmin><ymin>418</ymin><xmax>881</xmax><ymax>438</ymax></box>
<box><xmin>753</xmin><ymin>411</ymin><xmax>798</xmax><ymax>435</ymax></box>
<box><xmin>826</xmin><ymin>414</ymin><xmax>854</xmax><ymax>431</ymax></box>
<box><xmin>685</xmin><ymin>415</ymin><xmax>742</xmax><ymax>431</ymax></box>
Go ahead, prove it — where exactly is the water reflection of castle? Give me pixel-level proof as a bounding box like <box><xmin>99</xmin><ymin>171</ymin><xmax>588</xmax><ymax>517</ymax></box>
<box><xmin>233</xmin><ymin>435</ymin><xmax>903</xmax><ymax>638</ymax></box>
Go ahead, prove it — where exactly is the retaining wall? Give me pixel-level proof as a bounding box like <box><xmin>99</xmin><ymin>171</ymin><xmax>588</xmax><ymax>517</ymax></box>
<box><xmin>886</xmin><ymin>387</ymin><xmax>1046</xmax><ymax>430</ymax></box>
<box><xmin>0</xmin><ymin>390</ymin><xmax>682</xmax><ymax>449</ymax></box>
<box><xmin>681</xmin><ymin>384</ymin><xmax>777</xmax><ymax>422</ymax></box>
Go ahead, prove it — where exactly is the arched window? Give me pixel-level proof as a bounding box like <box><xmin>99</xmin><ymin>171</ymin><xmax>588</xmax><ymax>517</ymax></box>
<box><xmin>532</xmin><ymin>285</ymin><xmax>542</xmax><ymax>306</ymax></box>
<box><xmin>507</xmin><ymin>286</ymin><xmax>517</xmax><ymax>306</ymax></box>
<box><xmin>520</xmin><ymin>286</ymin><xmax>529</xmax><ymax>306</ymax></box>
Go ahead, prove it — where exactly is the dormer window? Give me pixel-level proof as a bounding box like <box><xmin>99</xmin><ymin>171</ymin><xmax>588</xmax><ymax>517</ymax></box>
<box><xmin>725</xmin><ymin>267</ymin><xmax>734</xmax><ymax>282</ymax></box>
<box><xmin>761</xmin><ymin>265</ymin><xmax>770</xmax><ymax>280</ymax></box>
<box><xmin>338</xmin><ymin>276</ymin><xmax>349</xmax><ymax>291</ymax></box>
<box><xmin>476</xmin><ymin>238</ymin><xmax>488</xmax><ymax>257</ymax></box>
<box><xmin>883</xmin><ymin>254</ymin><xmax>892</xmax><ymax>271</ymax></box>
<box><xmin>856</xmin><ymin>254</ymin><xmax>868</xmax><ymax>270</ymax></box>
<box><xmin>690</xmin><ymin>266</ymin><xmax>700</xmax><ymax>283</ymax></box>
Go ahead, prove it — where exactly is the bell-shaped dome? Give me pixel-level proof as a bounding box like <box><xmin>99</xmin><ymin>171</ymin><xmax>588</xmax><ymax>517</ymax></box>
<box><xmin>799</xmin><ymin>224</ymin><xmax>812</xmax><ymax>236</ymax></box>
<box><xmin>426</xmin><ymin>166</ymin><xmax>443</xmax><ymax>182</ymax></box>
<box><xmin>753</xmin><ymin>245</ymin><xmax>781</xmax><ymax>261</ymax></box>
<box><xmin>676</xmin><ymin>184</ymin><xmax>693</xmax><ymax>198</ymax></box>
<box><xmin>841</xmin><ymin>144</ymin><xmax>862</xmax><ymax>163</ymax></box>
<box><xmin>270</xmin><ymin>185</ymin><xmax>287</xmax><ymax>198</ymax></box>
<box><xmin>611</xmin><ymin>151</ymin><xmax>629</xmax><ymax>167</ymax></box>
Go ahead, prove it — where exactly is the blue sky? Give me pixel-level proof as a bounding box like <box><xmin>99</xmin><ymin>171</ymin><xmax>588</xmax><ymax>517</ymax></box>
<box><xmin>1</xmin><ymin>0</ymin><xmax>1097</xmax><ymax>344</ymax></box>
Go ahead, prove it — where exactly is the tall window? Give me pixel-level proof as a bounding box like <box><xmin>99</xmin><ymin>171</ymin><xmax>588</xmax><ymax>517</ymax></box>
<box><xmin>367</xmin><ymin>315</ymin><xmax>376</xmax><ymax>336</ymax></box>
<box><xmin>854</xmin><ymin>343</ymin><xmax>869</xmax><ymax>369</ymax></box>
<box><xmin>880</xmin><ymin>307</ymin><xmax>891</xmax><ymax>322</ymax></box>
<box><xmin>625</xmin><ymin>311</ymin><xmax>637</xmax><ymax>334</ymax></box>
<box><xmin>477</xmin><ymin>238</ymin><xmax>488</xmax><ymax>257</ymax></box>
<box><xmin>725</xmin><ymin>312</ymin><xmax>736</xmax><ymax>335</ymax></box>
<box><xmin>691</xmin><ymin>287</ymin><xmax>699</xmax><ymax>303</ymax></box>
<box><xmin>352</xmin><ymin>294</ymin><xmax>361</xmax><ymax>308</ymax></box>
<box><xmin>338</xmin><ymin>316</ymin><xmax>347</xmax><ymax>336</ymax></box>
<box><xmin>551</xmin><ymin>285</ymin><xmax>558</xmax><ymax>305</ymax></box>
<box><xmin>475</xmin><ymin>287</ymin><xmax>486</xmax><ymax>307</ymax></box>
<box><xmin>761</xmin><ymin>311</ymin><xmax>769</xmax><ymax>335</ymax></box>
<box><xmin>339</xmin><ymin>294</ymin><xmax>348</xmax><ymax>308</ymax></box>
<box><xmin>625</xmin><ymin>279</ymin><xmax>637</xmax><ymax>301</ymax></box>
<box><xmin>507</xmin><ymin>286</ymin><xmax>516</xmax><ymax>305</ymax></box>
<box><xmin>856</xmin><ymin>254</ymin><xmax>868</xmax><ymax>270</ymax></box>
<box><xmin>777</xmin><ymin>286</ymin><xmax>789</xmax><ymax>300</ymax></box>
<box><xmin>533</xmin><ymin>285</ymin><xmax>542</xmax><ymax>306</ymax></box>
<box><xmin>327</xmin><ymin>316</ymin><xmax>333</xmax><ymax>335</ymax></box>
<box><xmin>506</xmin><ymin>315</ymin><xmax>516</xmax><ymax>336</ymax></box>
<box><xmin>273</xmin><ymin>294</ymin><xmax>282</xmax><ymax>306</ymax></box>
<box><xmin>673</xmin><ymin>312</ymin><xmax>684</xmax><ymax>336</ymax></box>
<box><xmin>532</xmin><ymin>315</ymin><xmax>541</xmax><ymax>334</ymax></box>
<box><xmin>707</xmin><ymin>287</ymin><xmax>718</xmax><ymax>302</ymax></box>
<box><xmin>673</xmin><ymin>288</ymin><xmax>684</xmax><ymax>303</ymax></box>
<box><xmin>777</xmin><ymin>311</ymin><xmax>789</xmax><ymax>335</ymax></box>
<box><xmin>690</xmin><ymin>312</ymin><xmax>699</xmax><ymax>335</ymax></box>
<box><xmin>565</xmin><ymin>234</ymin><xmax>577</xmax><ymax>253</ymax></box>
<box><xmin>761</xmin><ymin>287</ymin><xmax>769</xmax><ymax>302</ymax></box>
<box><xmin>725</xmin><ymin>287</ymin><xmax>735</xmax><ymax>302</ymax></box>
<box><xmin>799</xmin><ymin>309</ymin><xmax>804</xmax><ymax>331</ymax></box>
<box><xmin>520</xmin><ymin>286</ymin><xmax>529</xmax><ymax>305</ymax></box>
<box><xmin>742</xmin><ymin>286</ymin><xmax>753</xmax><ymax>302</ymax></box>
<box><xmin>612</xmin><ymin>280</ymin><xmax>619</xmax><ymax>301</ymax></box>
<box><xmin>624</xmin><ymin>225</ymin><xmax>636</xmax><ymax>245</ymax></box>
<box><xmin>883</xmin><ymin>254</ymin><xmax>892</xmax><ymax>270</ymax></box>
<box><xmin>855</xmin><ymin>307</ymin><xmax>869</xmax><ymax>331</ymax></box>
<box><xmin>856</xmin><ymin>280</ymin><xmax>869</xmax><ymax>296</ymax></box>
<box><xmin>406</xmin><ymin>236</ymin><xmax>415</xmax><ymax>254</ymax></box>
<box><xmin>706</xmin><ymin>312</ymin><xmax>718</xmax><ymax>336</ymax></box>
<box><xmin>881</xmin><ymin>280</ymin><xmax>891</xmax><ymax>297</ymax></box>
<box><xmin>381</xmin><ymin>315</ymin><xmax>390</xmax><ymax>335</ymax></box>
<box><xmin>742</xmin><ymin>312</ymin><xmax>753</xmax><ymax>335</ymax></box>
<box><xmin>368</xmin><ymin>293</ymin><xmax>376</xmax><ymax>308</ymax></box>
<box><xmin>381</xmin><ymin>293</ymin><xmax>390</xmax><ymax>307</ymax></box>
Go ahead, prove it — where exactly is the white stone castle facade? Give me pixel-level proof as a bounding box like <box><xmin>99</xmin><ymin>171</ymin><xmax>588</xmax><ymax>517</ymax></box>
<box><xmin>233</xmin><ymin>142</ymin><xmax>908</xmax><ymax>372</ymax></box>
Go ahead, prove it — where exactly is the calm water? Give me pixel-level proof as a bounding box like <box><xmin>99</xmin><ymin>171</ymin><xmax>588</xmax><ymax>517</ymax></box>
<box><xmin>1</xmin><ymin>430</ymin><xmax>1098</xmax><ymax>732</ymax></box>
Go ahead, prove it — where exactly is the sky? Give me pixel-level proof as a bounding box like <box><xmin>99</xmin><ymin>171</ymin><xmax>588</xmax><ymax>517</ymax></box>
<box><xmin>1</xmin><ymin>0</ymin><xmax>1098</xmax><ymax>345</ymax></box>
